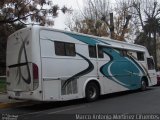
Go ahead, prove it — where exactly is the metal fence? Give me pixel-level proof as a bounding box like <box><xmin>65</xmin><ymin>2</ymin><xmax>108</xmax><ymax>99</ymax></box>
<box><xmin>0</xmin><ymin>76</ymin><xmax>6</xmax><ymax>79</ymax></box>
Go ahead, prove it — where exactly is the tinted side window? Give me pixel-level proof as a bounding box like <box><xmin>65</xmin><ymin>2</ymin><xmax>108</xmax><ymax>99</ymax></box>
<box><xmin>65</xmin><ymin>43</ymin><xmax>76</xmax><ymax>56</ymax></box>
<box><xmin>89</xmin><ymin>46</ymin><xmax>97</xmax><ymax>58</ymax></box>
<box><xmin>147</xmin><ymin>58</ymin><xmax>155</xmax><ymax>70</ymax></box>
<box><xmin>55</xmin><ymin>42</ymin><xmax>65</xmax><ymax>56</ymax></box>
<box><xmin>119</xmin><ymin>49</ymin><xmax>127</xmax><ymax>57</ymax></box>
<box><xmin>55</xmin><ymin>41</ymin><xmax>76</xmax><ymax>56</ymax></box>
<box><xmin>137</xmin><ymin>52</ymin><xmax>144</xmax><ymax>61</ymax></box>
<box><xmin>98</xmin><ymin>46</ymin><xmax>104</xmax><ymax>58</ymax></box>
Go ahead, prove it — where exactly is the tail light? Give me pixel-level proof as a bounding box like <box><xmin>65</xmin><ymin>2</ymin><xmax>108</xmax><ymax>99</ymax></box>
<box><xmin>33</xmin><ymin>63</ymin><xmax>38</xmax><ymax>80</ymax></box>
<box><xmin>32</xmin><ymin>63</ymin><xmax>39</xmax><ymax>90</ymax></box>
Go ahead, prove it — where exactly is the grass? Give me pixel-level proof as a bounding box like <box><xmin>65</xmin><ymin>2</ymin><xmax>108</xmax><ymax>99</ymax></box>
<box><xmin>0</xmin><ymin>77</ymin><xmax>6</xmax><ymax>93</ymax></box>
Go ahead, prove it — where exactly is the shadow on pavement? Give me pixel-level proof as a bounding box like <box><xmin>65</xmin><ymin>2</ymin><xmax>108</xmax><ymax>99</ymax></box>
<box><xmin>14</xmin><ymin>87</ymin><xmax>155</xmax><ymax>111</ymax></box>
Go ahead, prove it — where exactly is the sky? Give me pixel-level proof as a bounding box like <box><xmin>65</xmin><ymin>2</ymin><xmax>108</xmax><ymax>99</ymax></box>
<box><xmin>52</xmin><ymin>0</ymin><xmax>84</xmax><ymax>30</ymax></box>
<box><xmin>52</xmin><ymin>0</ymin><xmax>116</xmax><ymax>30</ymax></box>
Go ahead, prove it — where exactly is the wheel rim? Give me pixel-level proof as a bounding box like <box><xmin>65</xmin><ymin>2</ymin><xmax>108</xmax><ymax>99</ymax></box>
<box><xmin>88</xmin><ymin>86</ymin><xmax>97</xmax><ymax>99</ymax></box>
<box><xmin>141</xmin><ymin>81</ymin><xmax>146</xmax><ymax>90</ymax></box>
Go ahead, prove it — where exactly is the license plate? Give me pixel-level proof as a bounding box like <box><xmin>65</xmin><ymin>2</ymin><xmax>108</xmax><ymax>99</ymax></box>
<box><xmin>15</xmin><ymin>91</ymin><xmax>20</xmax><ymax>96</ymax></box>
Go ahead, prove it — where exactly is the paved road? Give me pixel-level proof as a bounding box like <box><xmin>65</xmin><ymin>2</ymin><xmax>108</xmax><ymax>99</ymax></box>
<box><xmin>1</xmin><ymin>86</ymin><xmax>160</xmax><ymax>120</ymax></box>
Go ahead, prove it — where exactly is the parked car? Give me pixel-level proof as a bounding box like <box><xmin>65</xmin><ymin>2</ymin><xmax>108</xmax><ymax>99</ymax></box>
<box><xmin>157</xmin><ymin>72</ymin><xmax>160</xmax><ymax>86</ymax></box>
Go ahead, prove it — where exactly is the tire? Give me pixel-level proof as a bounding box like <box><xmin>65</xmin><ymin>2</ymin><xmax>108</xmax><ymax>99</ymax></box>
<box><xmin>141</xmin><ymin>80</ymin><xmax>147</xmax><ymax>91</ymax></box>
<box><xmin>85</xmin><ymin>82</ymin><xmax>100</xmax><ymax>102</ymax></box>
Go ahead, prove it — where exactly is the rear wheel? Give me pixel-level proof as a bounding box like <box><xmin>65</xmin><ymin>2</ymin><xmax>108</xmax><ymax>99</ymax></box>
<box><xmin>141</xmin><ymin>80</ymin><xmax>147</xmax><ymax>91</ymax></box>
<box><xmin>85</xmin><ymin>82</ymin><xmax>100</xmax><ymax>102</ymax></box>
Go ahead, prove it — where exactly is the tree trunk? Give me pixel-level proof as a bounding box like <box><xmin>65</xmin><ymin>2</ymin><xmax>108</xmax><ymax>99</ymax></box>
<box><xmin>153</xmin><ymin>31</ymin><xmax>157</xmax><ymax>70</ymax></box>
<box><xmin>110</xmin><ymin>13</ymin><xmax>114</xmax><ymax>39</ymax></box>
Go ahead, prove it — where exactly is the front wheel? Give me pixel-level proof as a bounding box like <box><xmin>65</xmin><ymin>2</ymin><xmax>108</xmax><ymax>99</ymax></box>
<box><xmin>141</xmin><ymin>80</ymin><xmax>147</xmax><ymax>91</ymax></box>
<box><xmin>85</xmin><ymin>82</ymin><xmax>100</xmax><ymax>102</ymax></box>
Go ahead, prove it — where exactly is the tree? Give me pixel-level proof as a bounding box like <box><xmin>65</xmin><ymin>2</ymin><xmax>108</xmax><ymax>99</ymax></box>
<box><xmin>67</xmin><ymin>0</ymin><xmax>133</xmax><ymax>41</ymax></box>
<box><xmin>0</xmin><ymin>0</ymin><xmax>70</xmax><ymax>26</ymax></box>
<box><xmin>111</xmin><ymin>0</ymin><xmax>133</xmax><ymax>41</ymax></box>
<box><xmin>132</xmin><ymin>0</ymin><xmax>160</xmax><ymax>69</ymax></box>
<box><xmin>0</xmin><ymin>22</ymin><xmax>26</xmax><ymax>75</ymax></box>
<box><xmin>131</xmin><ymin>0</ymin><xmax>160</xmax><ymax>32</ymax></box>
<box><xmin>66</xmin><ymin>0</ymin><xmax>111</xmax><ymax>37</ymax></box>
<box><xmin>0</xmin><ymin>0</ymin><xmax>71</xmax><ymax>75</ymax></box>
<box><xmin>144</xmin><ymin>17</ymin><xmax>160</xmax><ymax>69</ymax></box>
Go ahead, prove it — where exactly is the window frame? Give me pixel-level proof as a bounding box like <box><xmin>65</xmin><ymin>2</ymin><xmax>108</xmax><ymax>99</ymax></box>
<box><xmin>88</xmin><ymin>45</ymin><xmax>97</xmax><ymax>58</ymax></box>
<box><xmin>54</xmin><ymin>41</ymin><xmax>76</xmax><ymax>57</ymax></box>
<box><xmin>88</xmin><ymin>45</ymin><xmax>104</xmax><ymax>58</ymax></box>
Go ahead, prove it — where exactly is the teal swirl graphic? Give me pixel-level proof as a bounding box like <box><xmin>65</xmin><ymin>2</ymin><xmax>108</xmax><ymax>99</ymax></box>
<box><xmin>100</xmin><ymin>48</ymin><xmax>144</xmax><ymax>89</ymax></box>
<box><xmin>63</xmin><ymin>32</ymin><xmax>146</xmax><ymax>89</ymax></box>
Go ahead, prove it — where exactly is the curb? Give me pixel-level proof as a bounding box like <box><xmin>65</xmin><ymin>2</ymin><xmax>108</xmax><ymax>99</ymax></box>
<box><xmin>0</xmin><ymin>93</ymin><xmax>36</xmax><ymax>109</ymax></box>
<box><xmin>0</xmin><ymin>101</ymin><xmax>32</xmax><ymax>109</ymax></box>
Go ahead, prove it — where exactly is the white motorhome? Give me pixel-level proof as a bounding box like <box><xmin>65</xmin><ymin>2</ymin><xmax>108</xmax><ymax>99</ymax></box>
<box><xmin>6</xmin><ymin>26</ymin><xmax>157</xmax><ymax>102</ymax></box>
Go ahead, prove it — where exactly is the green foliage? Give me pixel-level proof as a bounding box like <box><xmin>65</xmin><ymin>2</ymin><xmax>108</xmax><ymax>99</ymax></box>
<box><xmin>0</xmin><ymin>78</ymin><xmax>6</xmax><ymax>92</ymax></box>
